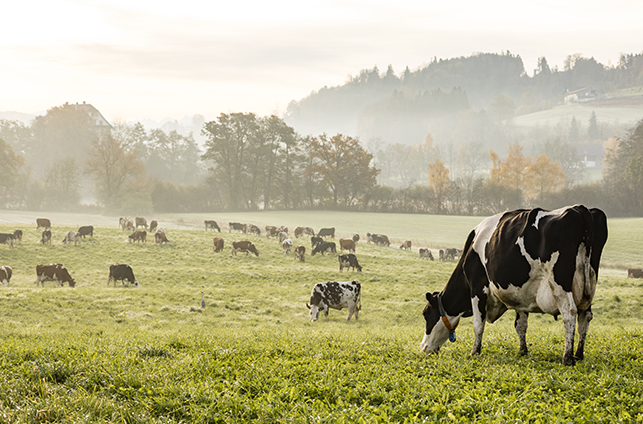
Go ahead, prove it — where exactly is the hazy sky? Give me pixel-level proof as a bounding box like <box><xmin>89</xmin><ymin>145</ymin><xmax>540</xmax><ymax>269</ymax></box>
<box><xmin>2</xmin><ymin>0</ymin><xmax>642</xmax><ymax>123</ymax></box>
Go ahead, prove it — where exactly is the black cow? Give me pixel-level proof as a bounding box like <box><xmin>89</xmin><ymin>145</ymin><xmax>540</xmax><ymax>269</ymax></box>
<box><xmin>12</xmin><ymin>230</ymin><xmax>22</xmax><ymax>244</ymax></box>
<box><xmin>311</xmin><ymin>241</ymin><xmax>336</xmax><ymax>256</ymax></box>
<box><xmin>78</xmin><ymin>225</ymin><xmax>94</xmax><ymax>238</ymax></box>
<box><xmin>205</xmin><ymin>220</ymin><xmax>221</xmax><ymax>232</ymax></box>
<box><xmin>229</xmin><ymin>222</ymin><xmax>244</xmax><ymax>233</ymax></box>
<box><xmin>317</xmin><ymin>227</ymin><xmax>335</xmax><ymax>238</ymax></box>
<box><xmin>108</xmin><ymin>264</ymin><xmax>139</xmax><ymax>287</ymax></box>
<box><xmin>311</xmin><ymin>236</ymin><xmax>323</xmax><ymax>249</ymax></box>
<box><xmin>0</xmin><ymin>234</ymin><xmax>13</xmax><ymax>249</ymax></box>
<box><xmin>41</xmin><ymin>230</ymin><xmax>52</xmax><ymax>245</ymax></box>
<box><xmin>339</xmin><ymin>254</ymin><xmax>362</xmax><ymax>272</ymax></box>
<box><xmin>420</xmin><ymin>205</ymin><xmax>608</xmax><ymax>366</ymax></box>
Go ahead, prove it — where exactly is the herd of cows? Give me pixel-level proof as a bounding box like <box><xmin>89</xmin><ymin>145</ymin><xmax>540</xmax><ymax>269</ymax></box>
<box><xmin>0</xmin><ymin>205</ymin><xmax>641</xmax><ymax>365</ymax></box>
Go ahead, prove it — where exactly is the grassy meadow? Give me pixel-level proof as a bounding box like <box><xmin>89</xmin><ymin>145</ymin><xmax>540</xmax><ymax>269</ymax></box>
<box><xmin>0</xmin><ymin>211</ymin><xmax>642</xmax><ymax>422</ymax></box>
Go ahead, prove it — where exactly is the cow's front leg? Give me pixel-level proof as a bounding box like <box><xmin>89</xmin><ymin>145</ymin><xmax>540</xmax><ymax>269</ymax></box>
<box><xmin>514</xmin><ymin>311</ymin><xmax>529</xmax><ymax>356</ymax></box>
<box><xmin>575</xmin><ymin>307</ymin><xmax>593</xmax><ymax>361</ymax></box>
<box><xmin>470</xmin><ymin>295</ymin><xmax>487</xmax><ymax>355</ymax></box>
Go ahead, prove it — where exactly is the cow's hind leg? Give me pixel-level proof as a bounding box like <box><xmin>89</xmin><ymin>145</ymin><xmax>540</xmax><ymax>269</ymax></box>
<box><xmin>470</xmin><ymin>295</ymin><xmax>487</xmax><ymax>355</ymax></box>
<box><xmin>514</xmin><ymin>311</ymin><xmax>529</xmax><ymax>356</ymax></box>
<box><xmin>557</xmin><ymin>292</ymin><xmax>578</xmax><ymax>366</ymax></box>
<box><xmin>575</xmin><ymin>307</ymin><xmax>593</xmax><ymax>361</ymax></box>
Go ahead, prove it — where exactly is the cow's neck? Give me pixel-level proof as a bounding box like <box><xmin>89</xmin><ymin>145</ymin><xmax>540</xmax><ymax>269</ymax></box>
<box><xmin>440</xmin><ymin>266</ymin><xmax>472</xmax><ymax>317</ymax></box>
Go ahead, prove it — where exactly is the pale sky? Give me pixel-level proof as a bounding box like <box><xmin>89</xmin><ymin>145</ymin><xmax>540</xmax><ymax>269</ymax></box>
<box><xmin>2</xmin><ymin>0</ymin><xmax>642</xmax><ymax>123</ymax></box>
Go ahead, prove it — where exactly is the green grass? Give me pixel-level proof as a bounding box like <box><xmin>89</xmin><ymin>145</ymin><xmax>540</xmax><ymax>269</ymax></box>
<box><xmin>0</xmin><ymin>212</ymin><xmax>642</xmax><ymax>422</ymax></box>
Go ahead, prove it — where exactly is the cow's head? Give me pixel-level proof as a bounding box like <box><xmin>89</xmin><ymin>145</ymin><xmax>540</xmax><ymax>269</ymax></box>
<box><xmin>420</xmin><ymin>292</ymin><xmax>451</xmax><ymax>354</ymax></box>
<box><xmin>306</xmin><ymin>290</ymin><xmax>323</xmax><ymax>321</ymax></box>
<box><xmin>69</xmin><ymin>279</ymin><xmax>76</xmax><ymax>288</ymax></box>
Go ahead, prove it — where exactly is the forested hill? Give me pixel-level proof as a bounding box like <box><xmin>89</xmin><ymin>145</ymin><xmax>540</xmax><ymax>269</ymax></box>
<box><xmin>285</xmin><ymin>52</ymin><xmax>643</xmax><ymax>145</ymax></box>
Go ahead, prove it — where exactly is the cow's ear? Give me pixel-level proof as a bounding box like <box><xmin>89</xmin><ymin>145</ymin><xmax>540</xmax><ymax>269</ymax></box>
<box><xmin>425</xmin><ymin>292</ymin><xmax>433</xmax><ymax>302</ymax></box>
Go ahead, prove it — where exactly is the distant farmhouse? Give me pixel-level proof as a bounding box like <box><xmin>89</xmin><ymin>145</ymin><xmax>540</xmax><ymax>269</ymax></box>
<box><xmin>71</xmin><ymin>101</ymin><xmax>111</xmax><ymax>128</ymax></box>
<box><xmin>576</xmin><ymin>144</ymin><xmax>605</xmax><ymax>168</ymax></box>
<box><xmin>564</xmin><ymin>88</ymin><xmax>602</xmax><ymax>104</ymax></box>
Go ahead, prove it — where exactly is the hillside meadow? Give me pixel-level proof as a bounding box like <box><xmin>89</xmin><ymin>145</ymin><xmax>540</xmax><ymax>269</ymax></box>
<box><xmin>0</xmin><ymin>210</ymin><xmax>642</xmax><ymax>422</ymax></box>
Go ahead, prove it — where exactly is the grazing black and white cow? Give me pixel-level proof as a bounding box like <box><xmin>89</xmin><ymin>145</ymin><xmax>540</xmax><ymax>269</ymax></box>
<box><xmin>419</xmin><ymin>248</ymin><xmax>434</xmax><ymax>260</ymax></box>
<box><xmin>108</xmin><ymin>264</ymin><xmax>139</xmax><ymax>287</ymax></box>
<box><xmin>62</xmin><ymin>231</ymin><xmax>81</xmax><ymax>246</ymax></box>
<box><xmin>306</xmin><ymin>281</ymin><xmax>361</xmax><ymax>321</ymax></box>
<box><xmin>0</xmin><ymin>266</ymin><xmax>12</xmax><ymax>285</ymax></box>
<box><xmin>420</xmin><ymin>205</ymin><xmax>608</xmax><ymax>366</ymax></box>
<box><xmin>0</xmin><ymin>234</ymin><xmax>13</xmax><ymax>249</ymax></box>
<box><xmin>311</xmin><ymin>241</ymin><xmax>336</xmax><ymax>256</ymax></box>
<box><xmin>41</xmin><ymin>230</ymin><xmax>52</xmax><ymax>245</ymax></box>
<box><xmin>229</xmin><ymin>222</ymin><xmax>244</xmax><ymax>233</ymax></box>
<box><xmin>282</xmin><ymin>238</ymin><xmax>293</xmax><ymax>254</ymax></box>
<box><xmin>205</xmin><ymin>220</ymin><xmax>221</xmax><ymax>232</ymax></box>
<box><xmin>246</xmin><ymin>224</ymin><xmax>261</xmax><ymax>236</ymax></box>
<box><xmin>317</xmin><ymin>227</ymin><xmax>335</xmax><ymax>238</ymax></box>
<box><xmin>339</xmin><ymin>254</ymin><xmax>362</xmax><ymax>272</ymax></box>
<box><xmin>78</xmin><ymin>225</ymin><xmax>94</xmax><ymax>238</ymax></box>
<box><xmin>12</xmin><ymin>230</ymin><xmax>22</xmax><ymax>244</ymax></box>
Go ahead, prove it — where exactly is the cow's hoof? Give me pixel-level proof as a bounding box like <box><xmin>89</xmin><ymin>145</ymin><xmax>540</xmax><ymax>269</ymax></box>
<box><xmin>518</xmin><ymin>349</ymin><xmax>528</xmax><ymax>357</ymax></box>
<box><xmin>563</xmin><ymin>355</ymin><xmax>576</xmax><ymax>366</ymax></box>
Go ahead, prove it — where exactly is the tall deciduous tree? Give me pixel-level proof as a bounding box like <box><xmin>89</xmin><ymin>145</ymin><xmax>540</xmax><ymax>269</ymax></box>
<box><xmin>202</xmin><ymin>113</ymin><xmax>260</xmax><ymax>210</ymax></box>
<box><xmin>85</xmin><ymin>134</ymin><xmax>151</xmax><ymax>213</ymax></box>
<box><xmin>428</xmin><ymin>158</ymin><xmax>450</xmax><ymax>214</ymax></box>
<box><xmin>489</xmin><ymin>144</ymin><xmax>530</xmax><ymax>193</ymax></box>
<box><xmin>526</xmin><ymin>154</ymin><xmax>566</xmax><ymax>201</ymax></box>
<box><xmin>44</xmin><ymin>158</ymin><xmax>82</xmax><ymax>210</ymax></box>
<box><xmin>306</xmin><ymin>133</ymin><xmax>379</xmax><ymax>207</ymax></box>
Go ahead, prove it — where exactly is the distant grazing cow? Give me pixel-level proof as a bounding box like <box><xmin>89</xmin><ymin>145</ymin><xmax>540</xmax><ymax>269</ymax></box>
<box><xmin>41</xmin><ymin>230</ymin><xmax>52</xmax><ymax>245</ymax></box>
<box><xmin>155</xmin><ymin>231</ymin><xmax>169</xmax><ymax>245</ymax></box>
<box><xmin>149</xmin><ymin>220</ymin><xmax>158</xmax><ymax>233</ymax></box>
<box><xmin>420</xmin><ymin>205</ymin><xmax>607</xmax><ymax>366</ymax></box>
<box><xmin>156</xmin><ymin>227</ymin><xmax>165</xmax><ymax>234</ymax></box>
<box><xmin>135</xmin><ymin>217</ymin><xmax>148</xmax><ymax>230</ymax></box>
<box><xmin>204</xmin><ymin>220</ymin><xmax>220</xmax><ymax>232</ymax></box>
<box><xmin>265</xmin><ymin>226</ymin><xmax>279</xmax><ymax>237</ymax></box>
<box><xmin>400</xmin><ymin>240</ymin><xmax>412</xmax><ymax>250</ymax></box>
<box><xmin>246</xmin><ymin>224</ymin><xmax>261</xmax><ymax>236</ymax></box>
<box><xmin>339</xmin><ymin>254</ymin><xmax>362</xmax><ymax>272</ymax></box>
<box><xmin>368</xmin><ymin>233</ymin><xmax>390</xmax><ymax>246</ymax></box>
<box><xmin>108</xmin><ymin>264</ymin><xmax>139</xmax><ymax>287</ymax></box>
<box><xmin>0</xmin><ymin>234</ymin><xmax>13</xmax><ymax>249</ymax></box>
<box><xmin>128</xmin><ymin>231</ymin><xmax>147</xmax><ymax>243</ymax></box>
<box><xmin>36</xmin><ymin>218</ymin><xmax>51</xmax><ymax>230</ymax></box>
<box><xmin>229</xmin><ymin>222</ymin><xmax>244</xmax><ymax>233</ymax></box>
<box><xmin>352</xmin><ymin>234</ymin><xmax>360</xmax><ymax>243</ymax></box>
<box><xmin>317</xmin><ymin>227</ymin><xmax>335</xmax><ymax>238</ymax></box>
<box><xmin>279</xmin><ymin>226</ymin><xmax>288</xmax><ymax>235</ymax></box>
<box><xmin>440</xmin><ymin>248</ymin><xmax>461</xmax><ymax>261</ymax></box>
<box><xmin>278</xmin><ymin>231</ymin><xmax>288</xmax><ymax>244</ymax></box>
<box><xmin>307</xmin><ymin>280</ymin><xmax>361</xmax><ymax>321</ymax></box>
<box><xmin>294</xmin><ymin>226</ymin><xmax>315</xmax><ymax>238</ymax></box>
<box><xmin>294</xmin><ymin>245</ymin><xmax>306</xmax><ymax>262</ymax></box>
<box><xmin>12</xmin><ymin>230</ymin><xmax>22</xmax><ymax>244</ymax></box>
<box><xmin>213</xmin><ymin>237</ymin><xmax>224</xmax><ymax>252</ymax></box>
<box><xmin>0</xmin><ymin>266</ymin><xmax>12</xmax><ymax>286</ymax></box>
<box><xmin>35</xmin><ymin>263</ymin><xmax>75</xmax><ymax>287</ymax></box>
<box><xmin>628</xmin><ymin>268</ymin><xmax>643</xmax><ymax>278</ymax></box>
<box><xmin>123</xmin><ymin>219</ymin><xmax>135</xmax><ymax>232</ymax></box>
<box><xmin>232</xmin><ymin>240</ymin><xmax>259</xmax><ymax>257</ymax></box>
<box><xmin>419</xmin><ymin>248</ymin><xmax>434</xmax><ymax>260</ymax></box>
<box><xmin>339</xmin><ymin>238</ymin><xmax>356</xmax><ymax>253</ymax></box>
<box><xmin>78</xmin><ymin>225</ymin><xmax>94</xmax><ymax>238</ymax></box>
<box><xmin>311</xmin><ymin>241</ymin><xmax>336</xmax><ymax>256</ymax></box>
<box><xmin>282</xmin><ymin>238</ymin><xmax>293</xmax><ymax>254</ymax></box>
<box><xmin>311</xmin><ymin>236</ymin><xmax>323</xmax><ymax>249</ymax></box>
<box><xmin>62</xmin><ymin>231</ymin><xmax>81</xmax><ymax>246</ymax></box>
<box><xmin>119</xmin><ymin>217</ymin><xmax>127</xmax><ymax>229</ymax></box>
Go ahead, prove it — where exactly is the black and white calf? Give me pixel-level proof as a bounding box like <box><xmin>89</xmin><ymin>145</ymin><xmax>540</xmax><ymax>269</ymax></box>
<box><xmin>338</xmin><ymin>254</ymin><xmax>362</xmax><ymax>272</ymax></box>
<box><xmin>306</xmin><ymin>281</ymin><xmax>361</xmax><ymax>321</ymax></box>
<box><xmin>420</xmin><ymin>205</ymin><xmax>608</xmax><ymax>365</ymax></box>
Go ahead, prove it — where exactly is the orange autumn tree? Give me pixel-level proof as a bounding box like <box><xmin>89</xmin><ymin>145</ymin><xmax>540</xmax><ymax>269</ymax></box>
<box><xmin>428</xmin><ymin>158</ymin><xmax>450</xmax><ymax>214</ymax></box>
<box><xmin>489</xmin><ymin>144</ymin><xmax>566</xmax><ymax>203</ymax></box>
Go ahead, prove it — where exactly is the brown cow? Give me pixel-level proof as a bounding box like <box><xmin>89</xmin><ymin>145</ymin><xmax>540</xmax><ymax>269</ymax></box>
<box><xmin>35</xmin><ymin>263</ymin><xmax>75</xmax><ymax>287</ymax></box>
<box><xmin>246</xmin><ymin>224</ymin><xmax>261</xmax><ymax>236</ymax></box>
<box><xmin>1</xmin><ymin>265</ymin><xmax>12</xmax><ymax>285</ymax></box>
<box><xmin>12</xmin><ymin>230</ymin><xmax>22</xmax><ymax>244</ymax></box>
<box><xmin>339</xmin><ymin>238</ymin><xmax>356</xmax><ymax>253</ymax></box>
<box><xmin>149</xmin><ymin>220</ymin><xmax>158</xmax><ymax>233</ymax></box>
<box><xmin>155</xmin><ymin>231</ymin><xmax>169</xmax><ymax>245</ymax></box>
<box><xmin>419</xmin><ymin>248</ymin><xmax>434</xmax><ymax>260</ymax></box>
<box><xmin>123</xmin><ymin>218</ymin><xmax>134</xmax><ymax>232</ymax></box>
<box><xmin>628</xmin><ymin>268</ymin><xmax>643</xmax><ymax>278</ymax></box>
<box><xmin>135</xmin><ymin>217</ymin><xmax>148</xmax><ymax>230</ymax></box>
<box><xmin>294</xmin><ymin>226</ymin><xmax>315</xmax><ymax>238</ymax></box>
<box><xmin>232</xmin><ymin>240</ymin><xmax>259</xmax><ymax>257</ymax></box>
<box><xmin>265</xmin><ymin>226</ymin><xmax>280</xmax><ymax>238</ymax></box>
<box><xmin>36</xmin><ymin>218</ymin><xmax>51</xmax><ymax>230</ymax></box>
<box><xmin>213</xmin><ymin>237</ymin><xmax>224</xmax><ymax>252</ymax></box>
<box><xmin>400</xmin><ymin>240</ymin><xmax>412</xmax><ymax>250</ymax></box>
<box><xmin>129</xmin><ymin>231</ymin><xmax>147</xmax><ymax>243</ymax></box>
<box><xmin>294</xmin><ymin>245</ymin><xmax>306</xmax><ymax>262</ymax></box>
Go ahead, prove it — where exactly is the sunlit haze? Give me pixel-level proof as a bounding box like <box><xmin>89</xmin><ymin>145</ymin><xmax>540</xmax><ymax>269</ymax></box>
<box><xmin>2</xmin><ymin>0</ymin><xmax>642</xmax><ymax>122</ymax></box>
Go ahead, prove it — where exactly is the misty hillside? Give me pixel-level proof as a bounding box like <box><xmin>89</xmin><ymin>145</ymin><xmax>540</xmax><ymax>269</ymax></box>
<box><xmin>285</xmin><ymin>52</ymin><xmax>643</xmax><ymax>147</ymax></box>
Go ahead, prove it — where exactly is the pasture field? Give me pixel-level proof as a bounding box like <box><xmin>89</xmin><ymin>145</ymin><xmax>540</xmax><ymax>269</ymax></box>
<box><xmin>0</xmin><ymin>211</ymin><xmax>642</xmax><ymax>422</ymax></box>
